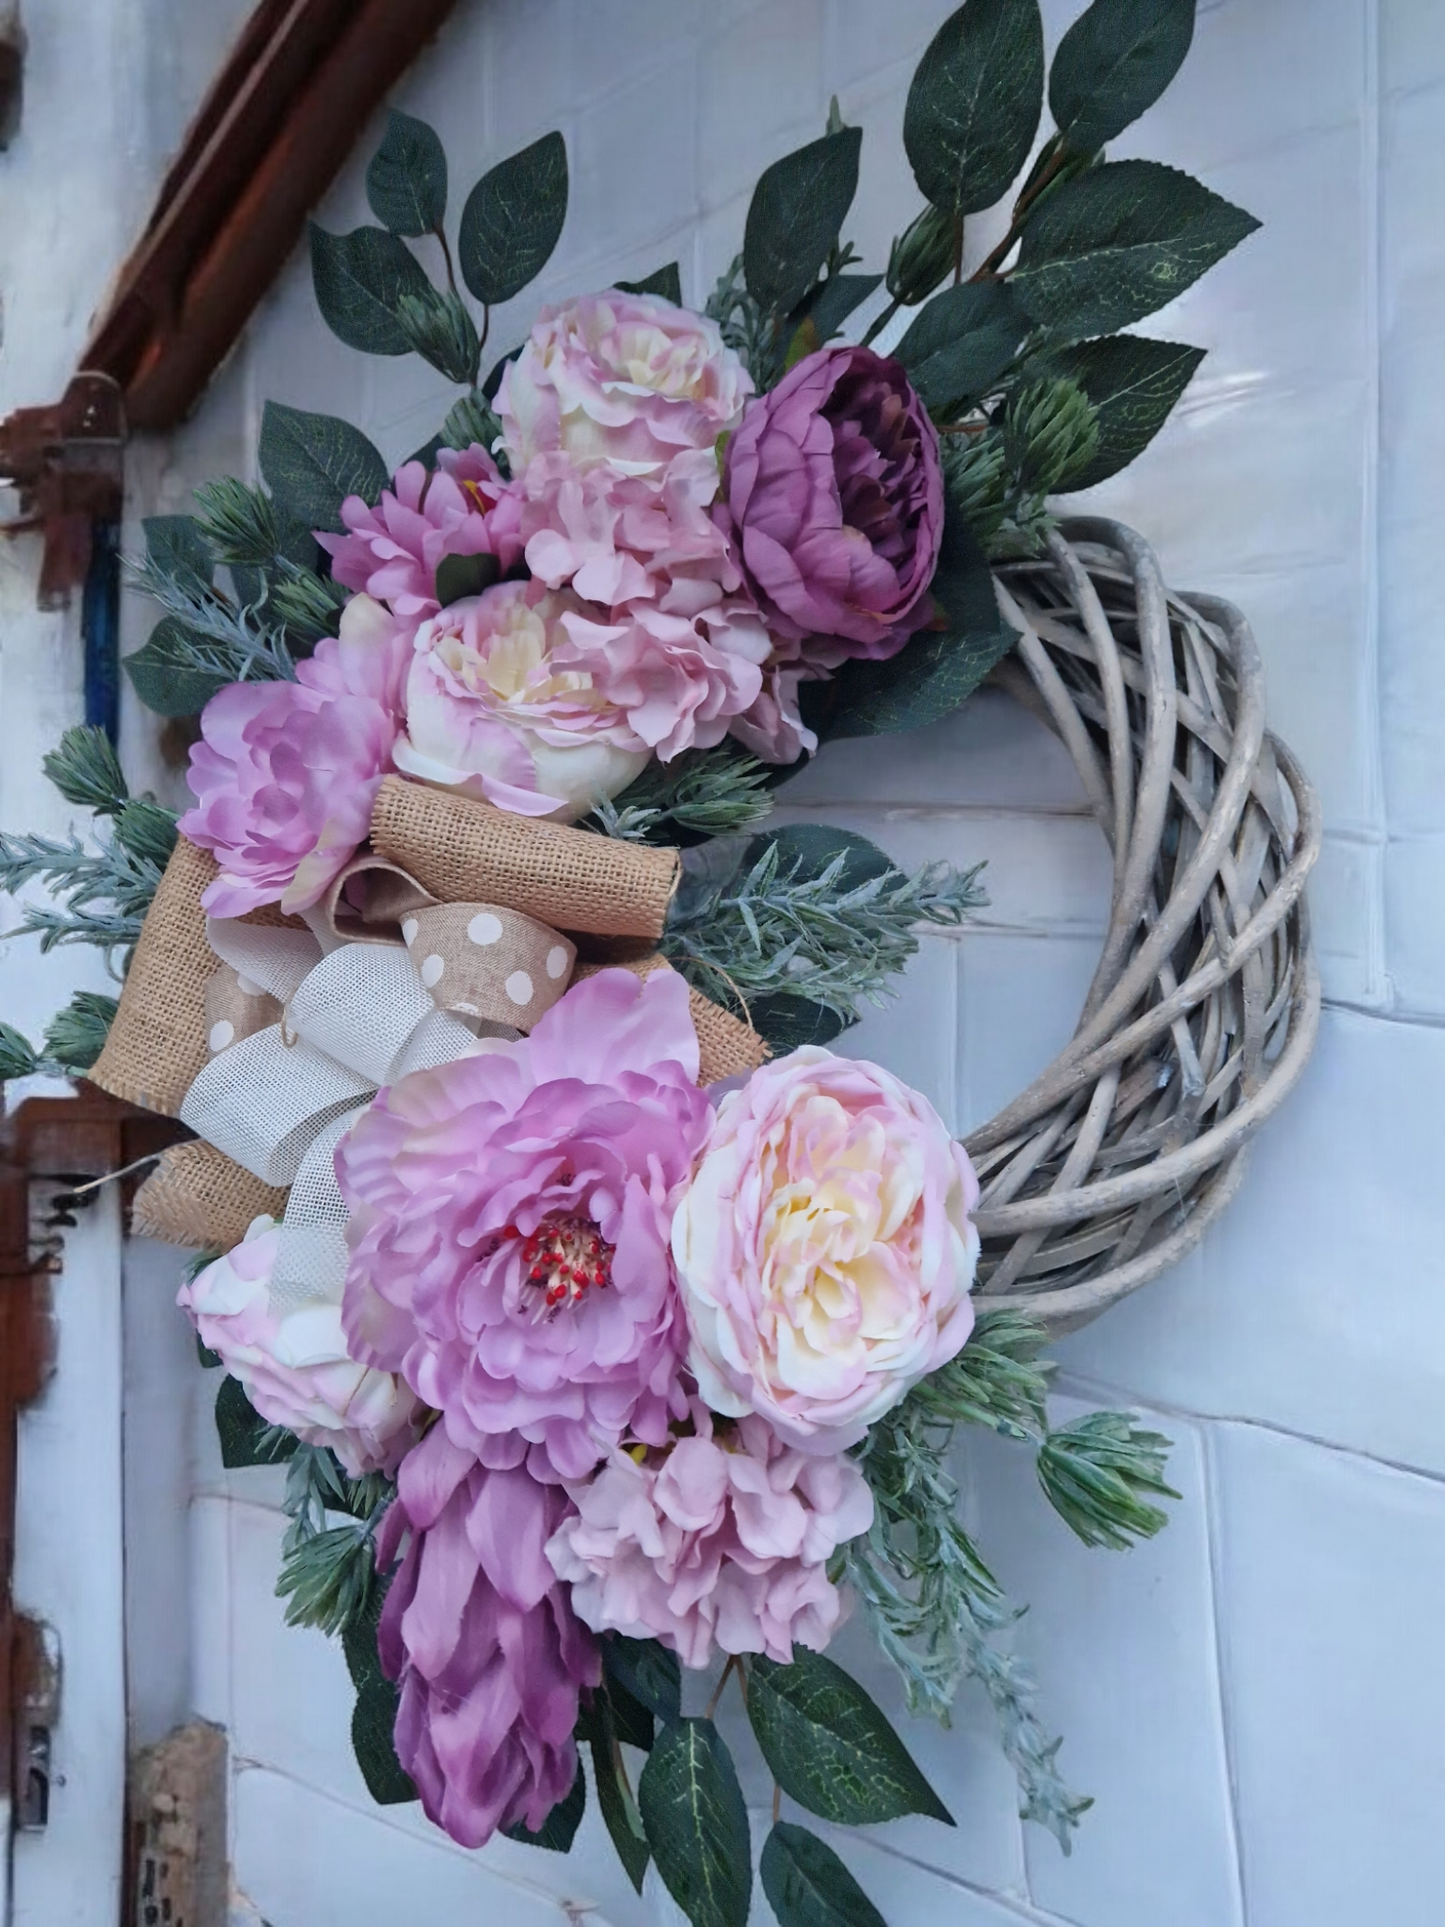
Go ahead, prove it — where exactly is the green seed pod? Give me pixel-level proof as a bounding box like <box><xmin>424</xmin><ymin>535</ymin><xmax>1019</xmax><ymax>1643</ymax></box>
<box><xmin>886</xmin><ymin>203</ymin><xmax>956</xmax><ymax>309</ymax></box>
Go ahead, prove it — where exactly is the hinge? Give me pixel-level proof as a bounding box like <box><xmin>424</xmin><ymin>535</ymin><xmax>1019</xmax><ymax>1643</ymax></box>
<box><xmin>0</xmin><ymin>371</ymin><xmax>125</xmax><ymax>609</ymax></box>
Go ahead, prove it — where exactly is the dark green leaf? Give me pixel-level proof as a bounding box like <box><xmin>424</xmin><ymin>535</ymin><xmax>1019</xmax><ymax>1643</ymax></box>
<box><xmin>603</xmin><ymin>1633</ymin><xmax>682</xmax><ymax>1723</ymax></box>
<box><xmin>761</xmin><ymin>1823</ymin><xmax>887</xmax><ymax>1927</ymax></box>
<box><xmin>747</xmin><ymin>1650</ymin><xmax>954</xmax><ymax>1827</ymax></box>
<box><xmin>744</xmin><ymin>128</ymin><xmax>862</xmax><ymax>317</ymax></box>
<box><xmin>309</xmin><ymin>223</ymin><xmax>434</xmax><ymax>355</ymax></box>
<box><xmin>481</xmin><ymin>343</ymin><xmax>523</xmax><ymax>402</ymax></box>
<box><xmin>342</xmin><ymin>1588</ymin><xmax>416</xmax><ymax>1806</ymax></box>
<box><xmin>435</xmin><ymin>551</ymin><xmax>500</xmax><ymax>606</ymax></box>
<box><xmin>214</xmin><ymin>1375</ymin><xmax>296</xmax><ymax>1469</ymax></box>
<box><xmin>747</xmin><ymin>993</ymin><xmax>847</xmax><ymax>1055</ymax></box>
<box><xmin>458</xmin><ymin>131</ymin><xmax>568</xmax><ymax>305</ymax></box>
<box><xmin>601</xmin><ymin>1674</ymin><xmax>656</xmax><ymax>1753</ymax></box>
<box><xmin>904</xmin><ymin>0</ymin><xmax>1045</xmax><ymax>217</ymax></box>
<box><xmin>123</xmin><ymin>619</ymin><xmax>231</xmax><ymax>717</ymax></box>
<box><xmin>405</xmin><ymin>433</ymin><xmax>446</xmax><ymax>469</ymax></box>
<box><xmin>615</xmin><ymin>262</ymin><xmax>683</xmax><ymax>305</ymax></box>
<box><xmin>196</xmin><ymin>1334</ymin><xmax>223</xmax><ymax>1369</ymax></box>
<box><xmin>800</xmin><ymin>271</ymin><xmax>884</xmax><ymax>344</ymax></box>
<box><xmin>143</xmin><ymin>514</ymin><xmax>214</xmax><ymax>589</ymax></box>
<box><xmin>1013</xmin><ymin>159</ymin><xmax>1259</xmax><ymax>339</ymax></box>
<box><xmin>638</xmin><ymin>1719</ymin><xmax>752</xmax><ymax>1927</ymax></box>
<box><xmin>506</xmin><ymin>1759</ymin><xmax>585</xmax><ymax>1850</ymax></box>
<box><xmin>1047</xmin><ymin>333</ymin><xmax>1204</xmax><ymax>486</ymax></box>
<box><xmin>802</xmin><ymin>510</ymin><xmax>1011</xmax><ymax>738</ymax></box>
<box><xmin>1049</xmin><ymin>0</ymin><xmax>1196</xmax><ymax>154</ymax></box>
<box><xmin>258</xmin><ymin>401</ymin><xmax>389</xmax><ymax>535</ymax></box>
<box><xmin>441</xmin><ymin>388</ymin><xmax>504</xmax><ymax>454</ymax></box>
<box><xmin>585</xmin><ymin>1707</ymin><xmax>651</xmax><ymax>1894</ymax></box>
<box><xmin>894</xmin><ymin>279</ymin><xmax>1027</xmax><ymax>410</ymax></box>
<box><xmin>366</xmin><ymin>109</ymin><xmax>448</xmax><ymax>236</ymax></box>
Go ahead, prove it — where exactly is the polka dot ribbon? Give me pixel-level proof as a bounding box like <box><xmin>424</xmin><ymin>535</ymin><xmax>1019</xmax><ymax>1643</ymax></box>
<box><xmin>398</xmin><ymin>902</ymin><xmax>576</xmax><ymax>1032</ymax></box>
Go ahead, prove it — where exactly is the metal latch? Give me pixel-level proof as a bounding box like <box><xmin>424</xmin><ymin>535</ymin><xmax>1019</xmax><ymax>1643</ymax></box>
<box><xmin>13</xmin><ymin>1615</ymin><xmax>60</xmax><ymax>1831</ymax></box>
<box><xmin>0</xmin><ymin>371</ymin><xmax>124</xmax><ymax>609</ymax></box>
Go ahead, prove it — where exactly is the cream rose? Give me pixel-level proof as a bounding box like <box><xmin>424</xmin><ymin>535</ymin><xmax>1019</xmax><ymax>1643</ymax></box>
<box><xmin>672</xmin><ymin>1049</ymin><xmax>979</xmax><ymax>1446</ymax></box>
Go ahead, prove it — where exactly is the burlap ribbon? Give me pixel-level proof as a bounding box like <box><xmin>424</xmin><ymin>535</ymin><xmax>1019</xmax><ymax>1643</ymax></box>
<box><xmin>101</xmin><ymin>785</ymin><xmax>769</xmax><ymax>1252</ymax></box>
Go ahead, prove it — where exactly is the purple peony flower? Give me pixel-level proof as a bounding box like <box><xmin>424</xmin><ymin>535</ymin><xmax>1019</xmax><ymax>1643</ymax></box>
<box><xmin>714</xmin><ymin>344</ymin><xmax>945</xmax><ymax>666</ymax></box>
<box><xmin>338</xmin><ymin>968</ymin><xmax>713</xmax><ymax>1481</ymax></box>
<box><xmin>317</xmin><ymin>446</ymin><xmax>524</xmax><ymax>621</ymax></box>
<box><xmin>547</xmin><ymin>1399</ymin><xmax>874</xmax><ymax>1669</ymax></box>
<box><xmin>179</xmin><ymin>594</ymin><xmax>411</xmax><ymax>917</ymax></box>
<box><xmin>376</xmin><ymin>1425</ymin><xmax>600</xmax><ymax>1847</ymax></box>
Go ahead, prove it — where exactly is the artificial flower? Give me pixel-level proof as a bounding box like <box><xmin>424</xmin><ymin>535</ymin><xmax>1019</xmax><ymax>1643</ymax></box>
<box><xmin>392</xmin><ymin>577</ymin><xmax>650</xmax><ymax>820</ymax></box>
<box><xmin>672</xmin><ymin>1047</ymin><xmax>979</xmax><ymax>1447</ymax></box>
<box><xmin>179</xmin><ymin>592</ymin><xmax>410</xmax><ymax>916</ymax></box>
<box><xmin>377</xmin><ymin>1426</ymin><xmax>599</xmax><ymax>1847</ymax></box>
<box><xmin>497</xmin><ymin>289</ymin><xmax>752</xmax><ymax>479</ymax></box>
<box><xmin>178</xmin><ymin>1216</ymin><xmax>423</xmax><ymax>1476</ymax></box>
<box><xmin>547</xmin><ymin>1400</ymin><xmax>873</xmax><ymax>1667</ymax></box>
<box><xmin>714</xmin><ymin>344</ymin><xmax>944</xmax><ymax>665</ymax></box>
<box><xmin>338</xmin><ymin>968</ymin><xmax>713</xmax><ymax>1481</ymax></box>
<box><xmin>317</xmin><ymin>445</ymin><xmax>524</xmax><ymax>620</ymax></box>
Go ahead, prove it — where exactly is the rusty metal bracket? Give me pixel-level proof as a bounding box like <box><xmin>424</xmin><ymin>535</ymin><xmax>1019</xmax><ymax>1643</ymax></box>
<box><xmin>0</xmin><ymin>373</ymin><xmax>125</xmax><ymax>609</ymax></box>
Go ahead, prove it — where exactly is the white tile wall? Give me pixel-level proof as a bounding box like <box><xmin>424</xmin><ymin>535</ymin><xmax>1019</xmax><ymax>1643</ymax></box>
<box><xmin>0</xmin><ymin>0</ymin><xmax>1438</xmax><ymax>1920</ymax></box>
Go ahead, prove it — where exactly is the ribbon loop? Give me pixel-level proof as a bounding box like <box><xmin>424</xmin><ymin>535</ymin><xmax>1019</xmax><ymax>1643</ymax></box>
<box><xmin>401</xmin><ymin>902</ymin><xmax>576</xmax><ymax>1033</ymax></box>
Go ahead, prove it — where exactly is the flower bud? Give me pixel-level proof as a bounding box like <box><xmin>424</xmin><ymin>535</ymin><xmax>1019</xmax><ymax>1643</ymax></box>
<box><xmin>887</xmin><ymin>202</ymin><xmax>956</xmax><ymax>308</ymax></box>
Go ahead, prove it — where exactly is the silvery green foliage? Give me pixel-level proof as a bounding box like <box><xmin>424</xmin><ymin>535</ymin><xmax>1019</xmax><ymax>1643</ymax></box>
<box><xmin>275</xmin><ymin>1446</ymin><xmax>395</xmax><ymax>1640</ymax></box>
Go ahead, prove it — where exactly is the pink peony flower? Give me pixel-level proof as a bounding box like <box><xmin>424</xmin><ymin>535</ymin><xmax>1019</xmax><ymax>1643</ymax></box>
<box><xmin>179</xmin><ymin>1216</ymin><xmax>424</xmax><ymax>1476</ymax></box>
<box><xmin>377</xmin><ymin>1425</ymin><xmax>600</xmax><ymax>1847</ymax></box>
<box><xmin>714</xmin><ymin>344</ymin><xmax>945</xmax><ymax>666</ymax></box>
<box><xmin>497</xmin><ymin>290</ymin><xmax>752</xmax><ymax>479</ymax></box>
<box><xmin>179</xmin><ymin>593</ymin><xmax>411</xmax><ymax>916</ymax></box>
<box><xmin>317</xmin><ymin>445</ymin><xmax>524</xmax><ymax>621</ymax></box>
<box><xmin>547</xmin><ymin>1400</ymin><xmax>874</xmax><ymax>1668</ymax></box>
<box><xmin>338</xmin><ymin>969</ymin><xmax>713</xmax><ymax>1481</ymax></box>
<box><xmin>729</xmin><ymin>662</ymin><xmax>818</xmax><ymax>765</ymax></box>
<box><xmin>672</xmin><ymin>1048</ymin><xmax>980</xmax><ymax>1448</ymax></box>
<box><xmin>511</xmin><ymin>448</ymin><xmax>770</xmax><ymax>760</ymax></box>
<box><xmin>392</xmin><ymin>578</ymin><xmax>650</xmax><ymax>820</ymax></box>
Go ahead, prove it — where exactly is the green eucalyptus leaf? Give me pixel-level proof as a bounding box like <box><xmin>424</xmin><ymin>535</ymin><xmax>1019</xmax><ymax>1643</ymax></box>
<box><xmin>603</xmin><ymin>1633</ymin><xmax>682</xmax><ymax>1723</ymax></box>
<box><xmin>744</xmin><ymin>127</ymin><xmax>862</xmax><ymax>317</ymax></box>
<box><xmin>366</xmin><ymin>109</ymin><xmax>448</xmax><ymax>235</ymax></box>
<box><xmin>214</xmin><ymin>1375</ymin><xmax>296</xmax><ymax>1469</ymax></box>
<box><xmin>894</xmin><ymin>279</ymin><xmax>1027</xmax><ymax>410</ymax></box>
<box><xmin>309</xmin><ymin>222</ymin><xmax>434</xmax><ymax>355</ymax></box>
<box><xmin>1047</xmin><ymin>332</ymin><xmax>1205</xmax><ymax>486</ymax></box>
<box><xmin>1049</xmin><ymin>0</ymin><xmax>1196</xmax><ymax>154</ymax></box>
<box><xmin>638</xmin><ymin>1719</ymin><xmax>752</xmax><ymax>1927</ymax></box>
<box><xmin>123</xmin><ymin>618</ymin><xmax>231</xmax><ymax>717</ymax></box>
<box><xmin>746</xmin><ymin>1649</ymin><xmax>954</xmax><ymax>1827</ymax></box>
<box><xmin>258</xmin><ymin>401</ymin><xmax>389</xmax><ymax>536</ymax></box>
<box><xmin>434</xmin><ymin>551</ymin><xmax>500</xmax><ymax>606</ymax></box>
<box><xmin>615</xmin><ymin>262</ymin><xmax>683</xmax><ymax>305</ymax></box>
<box><xmin>760</xmin><ymin>1823</ymin><xmax>887</xmax><ymax>1927</ymax></box>
<box><xmin>505</xmin><ymin>1759</ymin><xmax>586</xmax><ymax>1850</ymax></box>
<box><xmin>801</xmin><ymin>508</ymin><xmax>1011</xmax><ymax>738</ymax></box>
<box><xmin>904</xmin><ymin>0</ymin><xmax>1045</xmax><ymax>217</ymax></box>
<box><xmin>801</xmin><ymin>271</ymin><xmax>884</xmax><ymax>344</ymax></box>
<box><xmin>1012</xmin><ymin>159</ymin><xmax>1259</xmax><ymax>339</ymax></box>
<box><xmin>458</xmin><ymin>131</ymin><xmax>568</xmax><ymax>306</ymax></box>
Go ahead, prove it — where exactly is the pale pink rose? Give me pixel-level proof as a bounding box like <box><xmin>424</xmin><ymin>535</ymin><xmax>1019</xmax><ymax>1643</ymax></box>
<box><xmin>547</xmin><ymin>1400</ymin><xmax>873</xmax><ymax>1668</ymax></box>
<box><xmin>498</xmin><ymin>290</ymin><xmax>752</xmax><ymax>479</ymax></box>
<box><xmin>179</xmin><ymin>1217</ymin><xmax>424</xmax><ymax>1476</ymax></box>
<box><xmin>510</xmin><ymin>448</ymin><xmax>769</xmax><ymax>760</ymax></box>
<box><xmin>392</xmin><ymin>577</ymin><xmax>650</xmax><ymax>820</ymax></box>
<box><xmin>179</xmin><ymin>593</ymin><xmax>412</xmax><ymax>916</ymax></box>
<box><xmin>317</xmin><ymin>446</ymin><xmax>524</xmax><ymax>620</ymax></box>
<box><xmin>672</xmin><ymin>1049</ymin><xmax>980</xmax><ymax>1447</ymax></box>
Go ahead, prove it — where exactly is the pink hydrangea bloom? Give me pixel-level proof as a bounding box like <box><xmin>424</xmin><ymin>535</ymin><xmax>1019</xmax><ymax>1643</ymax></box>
<box><xmin>338</xmin><ymin>969</ymin><xmax>712</xmax><ymax>1481</ymax></box>
<box><xmin>672</xmin><ymin>1048</ymin><xmax>980</xmax><ymax>1448</ymax></box>
<box><xmin>547</xmin><ymin>1401</ymin><xmax>874</xmax><ymax>1668</ymax></box>
<box><xmin>317</xmin><ymin>445</ymin><xmax>524</xmax><ymax>620</ymax></box>
<box><xmin>715</xmin><ymin>344</ymin><xmax>945</xmax><ymax>666</ymax></box>
<box><xmin>497</xmin><ymin>290</ymin><xmax>752</xmax><ymax>479</ymax></box>
<box><xmin>377</xmin><ymin>1425</ymin><xmax>599</xmax><ymax>1847</ymax></box>
<box><xmin>178</xmin><ymin>1216</ymin><xmax>423</xmax><ymax>1476</ymax></box>
<box><xmin>512</xmin><ymin>449</ymin><xmax>769</xmax><ymax>760</ymax></box>
<box><xmin>729</xmin><ymin>662</ymin><xmax>818</xmax><ymax>765</ymax></box>
<box><xmin>393</xmin><ymin>578</ymin><xmax>650</xmax><ymax>821</ymax></box>
<box><xmin>179</xmin><ymin>594</ymin><xmax>411</xmax><ymax>916</ymax></box>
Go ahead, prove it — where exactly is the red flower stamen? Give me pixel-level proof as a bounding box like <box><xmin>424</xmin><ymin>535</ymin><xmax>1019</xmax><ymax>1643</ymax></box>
<box><xmin>521</xmin><ymin>1213</ymin><xmax>614</xmax><ymax>1318</ymax></box>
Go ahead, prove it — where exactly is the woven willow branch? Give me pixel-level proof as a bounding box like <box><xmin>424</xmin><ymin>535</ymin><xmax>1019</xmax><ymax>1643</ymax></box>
<box><xmin>963</xmin><ymin>518</ymin><xmax>1322</xmax><ymax>1334</ymax></box>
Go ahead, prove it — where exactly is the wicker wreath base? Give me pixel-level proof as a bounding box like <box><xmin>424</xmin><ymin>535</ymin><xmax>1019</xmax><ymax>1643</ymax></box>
<box><xmin>961</xmin><ymin>517</ymin><xmax>1321</xmax><ymax>1334</ymax></box>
